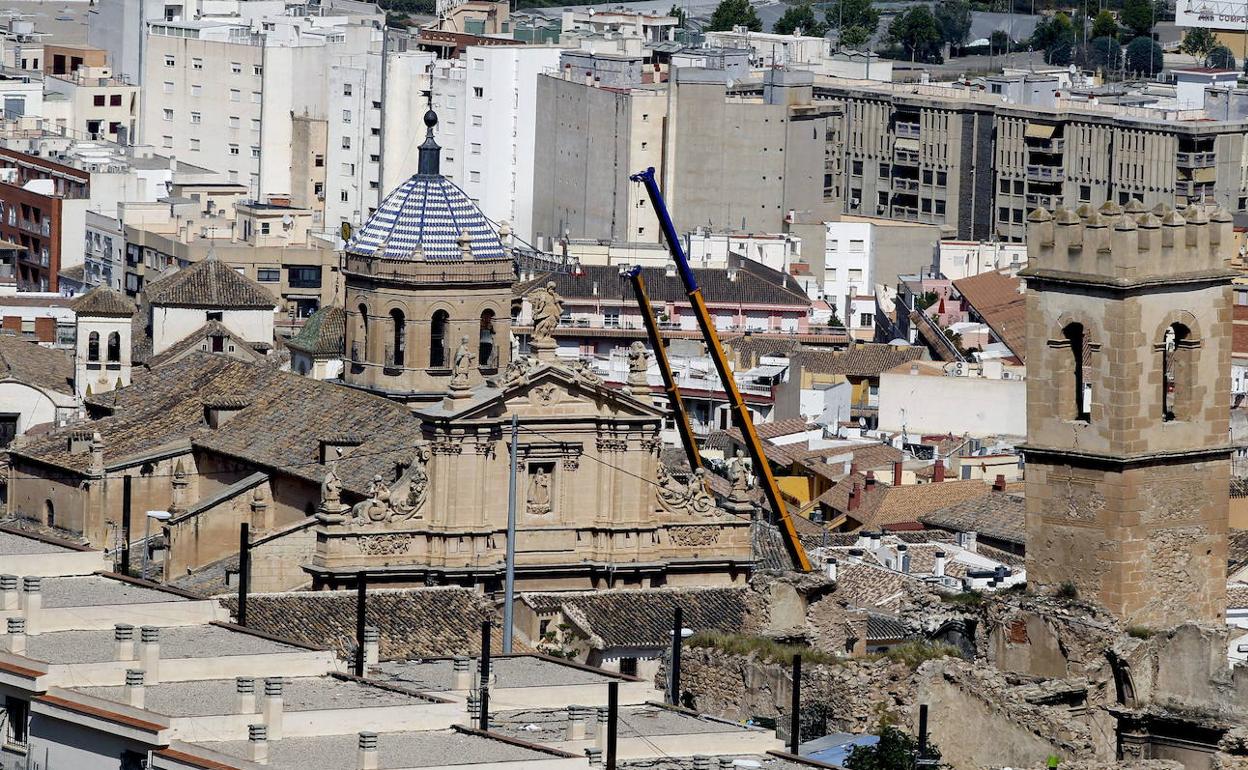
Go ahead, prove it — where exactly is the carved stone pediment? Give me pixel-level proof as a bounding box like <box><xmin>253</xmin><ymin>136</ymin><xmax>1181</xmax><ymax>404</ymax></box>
<box><xmin>439</xmin><ymin>363</ymin><xmax>667</xmax><ymax>422</ymax></box>
<box><xmin>325</xmin><ymin>444</ymin><xmax>433</xmax><ymax>530</ymax></box>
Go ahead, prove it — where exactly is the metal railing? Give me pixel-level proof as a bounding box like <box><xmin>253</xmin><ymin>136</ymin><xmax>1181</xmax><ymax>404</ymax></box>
<box><xmin>895</xmin><ymin>122</ymin><xmax>920</xmax><ymax>137</ymax></box>
<box><xmin>894</xmin><ymin>148</ymin><xmax>920</xmax><ymax>165</ymax></box>
<box><xmin>892</xmin><ymin>177</ymin><xmax>919</xmax><ymax>192</ymax></box>
<box><xmin>1025</xmin><ymin>165</ymin><xmax>1065</xmax><ymax>182</ymax></box>
<box><xmin>1176</xmin><ymin>151</ymin><xmax>1215</xmax><ymax>168</ymax></box>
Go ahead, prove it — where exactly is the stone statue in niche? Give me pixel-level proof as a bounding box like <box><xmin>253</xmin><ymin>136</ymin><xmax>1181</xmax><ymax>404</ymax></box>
<box><xmin>321</xmin><ymin>447</ymin><xmax>343</xmax><ymax>508</ymax></box>
<box><xmin>527</xmin><ymin>465</ymin><xmax>552</xmax><ymax>515</ymax></box>
<box><xmin>450</xmin><ymin>336</ymin><xmax>474</xmax><ymax>390</ymax></box>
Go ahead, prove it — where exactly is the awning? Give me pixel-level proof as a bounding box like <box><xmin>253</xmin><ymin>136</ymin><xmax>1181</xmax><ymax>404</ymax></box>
<box><xmin>1025</xmin><ymin>123</ymin><xmax>1056</xmax><ymax>139</ymax></box>
<box><xmin>1194</xmin><ymin>167</ymin><xmax>1218</xmax><ymax>183</ymax></box>
<box><xmin>894</xmin><ymin>137</ymin><xmax>919</xmax><ymax>151</ymax></box>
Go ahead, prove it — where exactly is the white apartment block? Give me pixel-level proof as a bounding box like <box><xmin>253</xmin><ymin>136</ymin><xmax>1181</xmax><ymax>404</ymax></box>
<box><xmin>42</xmin><ymin>67</ymin><xmax>140</xmax><ymax>143</ymax></box>
<box><xmin>937</xmin><ymin>240</ymin><xmax>1027</xmax><ymax>281</ymax></box>
<box><xmin>823</xmin><ymin>220</ymin><xmax>874</xmax><ymax>313</ymax></box>
<box><xmin>0</xmin><ymin>74</ymin><xmax>42</xmax><ymax>120</ymax></box>
<box><xmin>424</xmin><ymin>44</ymin><xmax>564</xmax><ymax>243</ymax></box>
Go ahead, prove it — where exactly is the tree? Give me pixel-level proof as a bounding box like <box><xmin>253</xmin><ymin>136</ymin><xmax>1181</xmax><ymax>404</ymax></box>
<box><xmin>839</xmin><ymin>24</ymin><xmax>872</xmax><ymax>49</ymax></box>
<box><xmin>1178</xmin><ymin>27</ymin><xmax>1216</xmax><ymax>63</ymax></box>
<box><xmin>1120</xmin><ymin>0</ymin><xmax>1155</xmax><ymax>39</ymax></box>
<box><xmin>1083</xmin><ymin>35</ymin><xmax>1122</xmax><ymax>70</ymax></box>
<box><xmin>1124</xmin><ymin>35</ymin><xmax>1163</xmax><ymax>76</ymax></box>
<box><xmin>1208</xmin><ymin>44</ymin><xmax>1237</xmax><ymax>70</ymax></box>
<box><xmin>669</xmin><ymin>4</ymin><xmax>688</xmax><ymax>27</ymax></box>
<box><xmin>990</xmin><ymin>29</ymin><xmax>1010</xmax><ymax>54</ymax></box>
<box><xmin>888</xmin><ymin>6</ymin><xmax>943</xmax><ymax>62</ymax></box>
<box><xmin>1031</xmin><ymin>12</ymin><xmax>1076</xmax><ymax>65</ymax></box>
<box><xmin>708</xmin><ymin>0</ymin><xmax>762</xmax><ymax>31</ymax></box>
<box><xmin>827</xmin><ymin>0</ymin><xmax>880</xmax><ymax>37</ymax></box>
<box><xmin>934</xmin><ymin>0</ymin><xmax>972</xmax><ymax>47</ymax></box>
<box><xmin>845</xmin><ymin>726</ymin><xmax>942</xmax><ymax>770</ymax></box>
<box><xmin>774</xmin><ymin>2</ymin><xmax>829</xmax><ymax>36</ymax></box>
<box><xmin>1091</xmin><ymin>9</ymin><xmax>1118</xmax><ymax>40</ymax></box>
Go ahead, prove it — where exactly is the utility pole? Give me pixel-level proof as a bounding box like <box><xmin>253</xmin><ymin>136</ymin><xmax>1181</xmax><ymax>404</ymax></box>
<box><xmin>237</xmin><ymin>523</ymin><xmax>250</xmax><ymax>626</ymax></box>
<box><xmin>502</xmin><ymin>414</ymin><xmax>518</xmax><ymax>653</ymax></box>
<box><xmin>120</xmin><ymin>475</ymin><xmax>132</xmax><ymax>576</ymax></box>
<box><xmin>355</xmin><ymin>573</ymin><xmax>367</xmax><ymax>677</ymax></box>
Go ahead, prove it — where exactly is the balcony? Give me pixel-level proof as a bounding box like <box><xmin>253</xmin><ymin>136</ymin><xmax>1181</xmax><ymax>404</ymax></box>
<box><xmin>895</xmin><ymin>121</ymin><xmax>920</xmax><ymax>138</ymax></box>
<box><xmin>17</xmin><ymin>219</ymin><xmax>49</xmax><ymax>237</ymax></box>
<box><xmin>893</xmin><ymin>148</ymin><xmax>920</xmax><ymax>165</ymax></box>
<box><xmin>1025</xmin><ymin>165</ymin><xmax>1065</xmax><ymax>183</ymax></box>
<box><xmin>892</xmin><ymin>205</ymin><xmax>919</xmax><ymax>219</ymax></box>
<box><xmin>1026</xmin><ymin>137</ymin><xmax>1065</xmax><ymax>153</ymax></box>
<box><xmin>892</xmin><ymin>177</ymin><xmax>919</xmax><ymax>192</ymax></box>
<box><xmin>1176</xmin><ymin>151</ymin><xmax>1215</xmax><ymax>168</ymax></box>
<box><xmin>1025</xmin><ymin>192</ymin><xmax>1056</xmax><ymax>209</ymax></box>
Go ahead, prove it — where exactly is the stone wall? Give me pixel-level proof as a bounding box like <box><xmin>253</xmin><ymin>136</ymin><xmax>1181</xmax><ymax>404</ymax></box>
<box><xmin>249</xmin><ymin>519</ymin><xmax>317</xmax><ymax>592</ymax></box>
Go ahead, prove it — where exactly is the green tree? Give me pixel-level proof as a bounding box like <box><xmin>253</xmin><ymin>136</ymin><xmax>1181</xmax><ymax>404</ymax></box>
<box><xmin>990</xmin><ymin>29</ymin><xmax>1010</xmax><ymax>54</ymax></box>
<box><xmin>827</xmin><ymin>0</ymin><xmax>880</xmax><ymax>37</ymax></box>
<box><xmin>774</xmin><ymin>2</ymin><xmax>829</xmax><ymax>35</ymax></box>
<box><xmin>1083</xmin><ymin>35</ymin><xmax>1122</xmax><ymax>70</ymax></box>
<box><xmin>1180</xmin><ymin>27</ymin><xmax>1217</xmax><ymax>63</ymax></box>
<box><xmin>1124</xmin><ymin>35</ymin><xmax>1163</xmax><ymax>75</ymax></box>
<box><xmin>708</xmin><ymin>0</ymin><xmax>762</xmax><ymax>31</ymax></box>
<box><xmin>1091</xmin><ymin>9</ymin><xmax>1118</xmax><ymax>39</ymax></box>
<box><xmin>669</xmin><ymin>3</ymin><xmax>688</xmax><ymax>27</ymax></box>
<box><xmin>1208</xmin><ymin>44</ymin><xmax>1237</xmax><ymax>69</ymax></box>
<box><xmin>839</xmin><ymin>24</ymin><xmax>872</xmax><ymax>49</ymax></box>
<box><xmin>888</xmin><ymin>6</ymin><xmax>943</xmax><ymax>61</ymax></box>
<box><xmin>1031</xmin><ymin>12</ymin><xmax>1076</xmax><ymax>65</ymax></box>
<box><xmin>1119</xmin><ymin>0</ymin><xmax>1155</xmax><ymax>39</ymax></box>
<box><xmin>934</xmin><ymin>0</ymin><xmax>972</xmax><ymax>46</ymax></box>
<box><xmin>845</xmin><ymin>726</ymin><xmax>942</xmax><ymax>770</ymax></box>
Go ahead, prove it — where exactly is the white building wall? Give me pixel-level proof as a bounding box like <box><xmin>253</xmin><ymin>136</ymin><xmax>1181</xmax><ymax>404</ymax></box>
<box><xmin>151</xmin><ymin>305</ymin><xmax>273</xmax><ymax>354</ymax></box>
<box><xmin>937</xmin><ymin>241</ymin><xmax>1027</xmax><ymax>281</ymax></box>
<box><xmin>823</xmin><ymin>221</ymin><xmax>873</xmax><ymax>308</ymax></box>
<box><xmin>877</xmin><ymin>369</ymin><xmax>1026</xmax><ymax>437</ymax></box>
<box><xmin>379</xmin><ymin>50</ymin><xmax>434</xmax><ymax>196</ymax></box>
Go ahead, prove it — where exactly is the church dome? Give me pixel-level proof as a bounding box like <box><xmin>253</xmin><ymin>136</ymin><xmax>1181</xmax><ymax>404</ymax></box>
<box><xmin>344</xmin><ymin>175</ymin><xmax>507</xmax><ymax>262</ymax></box>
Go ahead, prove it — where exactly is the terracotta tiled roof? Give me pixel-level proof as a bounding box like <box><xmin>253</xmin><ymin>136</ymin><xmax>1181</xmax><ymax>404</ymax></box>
<box><xmin>722</xmin><ymin>419</ymin><xmax>816</xmax><ymax>449</ymax></box>
<box><xmin>522</xmin><ymin>588</ymin><xmax>747</xmax><ymax>650</ymax></box>
<box><xmin>952</xmin><ymin>271</ymin><xmax>1026</xmax><ymax>361</ymax></box>
<box><xmin>523</xmin><ymin>259</ymin><xmax>811</xmax><ymax>308</ymax></box>
<box><xmin>286</xmin><ymin>306</ymin><xmax>345</xmax><ymax>356</ymax></box>
<box><xmin>0</xmin><ymin>335</ymin><xmax>73</xmax><ymax>395</ymax></box>
<box><xmin>219</xmin><ymin>588</ymin><xmax>498</xmax><ymax>659</ymax></box>
<box><xmin>69</xmin><ymin>286</ymin><xmax>135</xmax><ymax>317</ymax></box>
<box><xmin>144</xmin><ymin>258</ymin><xmax>277</xmax><ymax>309</ymax></box>
<box><xmin>816</xmin><ymin>477</ymin><xmax>995</xmax><ymax>531</ymax></box>
<box><xmin>833</xmin><ymin>561</ymin><xmax>924</xmax><ymax>613</ymax></box>
<box><xmin>1228</xmin><ymin>583</ymin><xmax>1248</xmax><ymax>609</ymax></box>
<box><xmin>1230</xmin><ymin>530</ymin><xmax>1248</xmax><ymax>576</ymax></box>
<box><xmin>789</xmin><ymin>344</ymin><xmax>927</xmax><ymax>378</ymax></box>
<box><xmin>919</xmin><ymin>492</ymin><xmax>1026</xmax><ymax>546</ymax></box>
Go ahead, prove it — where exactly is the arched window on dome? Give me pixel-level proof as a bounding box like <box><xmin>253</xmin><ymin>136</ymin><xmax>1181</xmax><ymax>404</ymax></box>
<box><xmin>87</xmin><ymin>331</ymin><xmax>100</xmax><ymax>362</ymax></box>
<box><xmin>390</xmin><ymin>309</ymin><xmax>406</xmax><ymax>368</ymax></box>
<box><xmin>106</xmin><ymin>331</ymin><xmax>121</xmax><ymax>362</ymax></box>
<box><xmin>355</xmin><ymin>304</ymin><xmax>369</xmax><ymax>363</ymax></box>
<box><xmin>430</xmin><ymin>310</ymin><xmax>449</xmax><ymax>368</ymax></box>
<box><xmin>479</xmin><ymin>309</ymin><xmax>496</xmax><ymax>369</ymax></box>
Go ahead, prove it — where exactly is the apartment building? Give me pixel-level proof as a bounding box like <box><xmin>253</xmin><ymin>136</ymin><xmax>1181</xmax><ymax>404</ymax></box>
<box><xmin>819</xmin><ymin>76</ymin><xmax>1248</xmax><ymax>242</ymax></box>
<box><xmin>42</xmin><ymin>66</ymin><xmax>140</xmax><ymax>143</ymax></box>
<box><xmin>0</xmin><ymin>148</ymin><xmax>91</xmax><ymax>291</ymax></box>
<box><xmin>0</xmin><ymin>72</ymin><xmax>42</xmax><ymax>120</ymax></box>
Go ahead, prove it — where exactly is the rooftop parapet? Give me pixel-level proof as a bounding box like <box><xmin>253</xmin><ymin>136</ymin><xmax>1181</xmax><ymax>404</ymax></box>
<box><xmin>1022</xmin><ymin>200</ymin><xmax>1235</xmax><ymax>286</ymax></box>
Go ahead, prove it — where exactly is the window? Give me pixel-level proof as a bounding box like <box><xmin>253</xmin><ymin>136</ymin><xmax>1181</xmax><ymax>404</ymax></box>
<box><xmin>164</xmin><ymin>55</ymin><xmax>175</xmax><ymax>67</ymax></box>
<box><xmin>229</xmin><ymin>89</ymin><xmax>241</xmax><ymax>102</ymax></box>
<box><xmin>314</xmin><ymin>182</ymin><xmax>324</xmax><ymax>196</ymax></box>
<box><xmin>999</xmin><ymin>178</ymin><xmax>1010</xmax><ymax>193</ymax></box>
<box><xmin>935</xmin><ymin>200</ymin><xmax>946</xmax><ymax>216</ymax></box>
<box><xmin>97</xmin><ymin>93</ymin><xmax>110</xmax><ymax>106</ymax></box>
<box><xmin>251</xmin><ymin>91</ymin><xmax>262</xmax><ymax>103</ymax></box>
<box><xmin>341</xmin><ymin>162</ymin><xmax>353</xmax><ymax>175</ymax></box>
<box><xmin>848</xmin><ymin>268</ymin><xmax>864</xmax><ymax>282</ymax></box>
<box><xmin>343</xmin><ymin>109</ymin><xmax>352</xmax><ymax>123</ymax></box>
<box><xmin>473</xmin><ymin>86</ymin><xmax>483</xmax><ymax>98</ymax></box>
<box><xmin>471</xmin><ymin>115</ymin><xmax>482</xmax><ymax>127</ymax></box>
<box><xmin>229</xmin><ymin>116</ymin><xmax>240</xmax><ymax>128</ymax></box>
<box><xmin>260</xmin><ymin>221</ymin><xmax>270</xmax><ymax>235</ymax></box>
<box><xmin>848</xmin><ymin>240</ymin><xmax>864</xmax><ymax>252</ymax></box>
<box><xmin>1013</xmin><ymin>180</ymin><xmax>1023</xmax><ymax>195</ymax></box>
<box><xmin>1162</xmin><ymin>322</ymin><xmax>1195</xmax><ymax>422</ymax></box>
<box><xmin>469</xmin><ymin>171</ymin><xmax>481</xmax><ymax>183</ymax></box>
<box><xmin>192</xmin><ymin>57</ymin><xmax>203</xmax><ymax>70</ymax></box>
<box><xmin>479</xmin><ymin>309</ymin><xmax>496</xmax><ymax>368</ymax></box>
<box><xmin>109</xmin><ymin>121</ymin><xmax>121</xmax><ymax>134</ymax></box>
<box><xmin>257</xmin><ymin>268</ymin><xmax>279</xmax><ymax>282</ymax></box>
<box><xmin>1064</xmin><ymin>323</ymin><xmax>1092</xmax><ymax>421</ymax></box>
<box><xmin>87</xmin><ymin>331</ymin><xmax>100</xmax><ymax>361</ymax></box>
<box><xmin>342</xmin><ymin>137</ymin><xmax>351</xmax><ymax>149</ymax></box>
<box><xmin>190</xmin><ymin>111</ymin><xmax>201</xmax><ymax>124</ymax></box>
<box><xmin>5</xmin><ymin>696</ymin><xmax>28</xmax><ymax>746</ymax></box>
<box><xmin>189</xmin><ymin>138</ymin><xmax>200</xmax><ymax>151</ymax></box>
<box><xmin>343</xmin><ymin>83</ymin><xmax>353</xmax><ymax>96</ymax></box>
<box><xmin>162</xmin><ymin>135</ymin><xmax>173</xmax><ymax>148</ymax></box>
<box><xmin>229</xmin><ymin>144</ymin><xmax>240</xmax><ymax>156</ymax></box>
<box><xmin>314</xmin><ymin>154</ymin><xmax>324</xmax><ymax>167</ymax></box>
<box><xmin>859</xmin><ymin>313</ymin><xmax>874</xmax><ymax>327</ymax></box>
<box><xmin>231</xmin><ymin>62</ymin><xmax>242</xmax><ymax>74</ymax></box>
<box><xmin>879</xmin><ymin>163</ymin><xmax>890</xmax><ymax>178</ymax></box>
<box><xmin>163</xmin><ymin>108</ymin><xmax>173</xmax><ymax>121</ymax></box>
<box><xmin>340</xmin><ymin>190</ymin><xmax>349</xmax><ymax>202</ymax></box>
<box><xmin>878</xmin><ymin>191</ymin><xmax>888</xmax><ymax>207</ymax></box>
<box><xmin>106</xmin><ymin>331</ymin><xmax>120</xmax><ymax>362</ymax></box>
<box><xmin>936</xmin><ymin>171</ymin><xmax>947</xmax><ymax>186</ymax></box>
<box><xmin>430</xmin><ymin>309</ymin><xmax>449</xmax><ymax>367</ymax></box>
<box><xmin>355</xmin><ymin>304</ymin><xmax>369</xmax><ymax>361</ymax></box>
<box><xmin>253</xmin><ymin>65</ymin><xmax>262</xmax><ymax>75</ymax></box>
<box><xmin>389</xmin><ymin>309</ymin><xmax>406</xmax><ymax>367</ymax></box>
<box><xmin>922</xmin><ymin>170</ymin><xmax>933</xmax><ymax>185</ymax></box>
<box><xmin>190</xmin><ymin>84</ymin><xmax>201</xmax><ymax>97</ymax></box>
<box><xmin>471</xmin><ymin>143</ymin><xmax>481</xmax><ymax>155</ymax></box>
<box><xmin>1079</xmin><ymin>184</ymin><xmax>1091</xmax><ymax>202</ymax></box>
<box><xmin>251</xmin><ymin>146</ymin><xmax>260</xmax><ymax>159</ymax></box>
<box><xmin>998</xmin><ymin>206</ymin><xmax>1010</xmax><ymax>223</ymax></box>
<box><xmin>851</xmin><ymin>160</ymin><xmax>863</xmax><ymax>176</ymax></box>
<box><xmin>251</xmin><ymin>119</ymin><xmax>261</xmax><ymax>131</ymax></box>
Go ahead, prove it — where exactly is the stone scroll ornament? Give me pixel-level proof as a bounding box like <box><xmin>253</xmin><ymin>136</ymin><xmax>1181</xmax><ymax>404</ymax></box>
<box><xmin>655</xmin><ymin>464</ymin><xmax>716</xmax><ymax>516</ymax></box>
<box><xmin>344</xmin><ymin>445</ymin><xmax>432</xmax><ymax>527</ymax></box>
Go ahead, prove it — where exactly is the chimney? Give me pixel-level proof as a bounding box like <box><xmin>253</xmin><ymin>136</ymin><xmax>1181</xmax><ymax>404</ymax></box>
<box><xmin>363</xmin><ymin>626</ymin><xmax>380</xmax><ymax>666</ymax></box>
<box><xmin>934</xmin><ymin>550</ymin><xmax>947</xmax><ymax>578</ymax></box>
<box><xmin>825</xmin><ymin>557</ymin><xmax>838</xmax><ymax>582</ymax></box>
<box><xmin>452</xmin><ymin>656</ymin><xmax>472</xmax><ymax>690</ymax></box>
<box><xmin>125</xmin><ymin>668</ymin><xmax>145</xmax><ymax>709</ymax></box>
<box><xmin>865</xmin><ymin>470</ymin><xmax>876</xmax><ymax>490</ymax></box>
<box><xmin>595</xmin><ymin>706</ymin><xmax>609</xmax><ymax>750</ymax></box>
<box><xmin>892</xmin><ymin>461</ymin><xmax>903</xmax><ymax>486</ymax></box>
<box><xmin>847</xmin><ymin>548</ymin><xmax>864</xmax><ymax>564</ymax></box>
<box><xmin>139</xmin><ymin>626</ymin><xmax>160</xmax><ymax>684</ymax></box>
<box><xmin>933</xmin><ymin>461</ymin><xmax>945</xmax><ymax>482</ymax></box>
<box><xmin>692</xmin><ymin>756</ymin><xmax>712</xmax><ymax>770</ymax></box>
<box><xmin>0</xmin><ymin>575</ymin><xmax>17</xmax><ymax>610</ymax></box>
<box><xmin>586</xmin><ymin>748</ymin><xmax>603</xmax><ymax>766</ymax></box>
<box><xmin>358</xmin><ymin>731</ymin><xmax>379</xmax><ymax>770</ymax></box>
<box><xmin>236</xmin><ymin>677</ymin><xmax>258</xmax><ymax>714</ymax></box>
<box><xmin>993</xmin><ymin>473</ymin><xmax>1006</xmax><ymax>492</ymax></box>
<box><xmin>21</xmin><ymin>576</ymin><xmax>40</xmax><ymax>633</ymax></box>
<box><xmin>115</xmin><ymin>623</ymin><xmax>136</xmax><ymax>661</ymax></box>
<box><xmin>849</xmin><ymin>462</ymin><xmax>859</xmax><ymax>477</ymax></box>
<box><xmin>262</xmin><ymin>677</ymin><xmax>284</xmax><ymax>740</ymax></box>
<box><xmin>869</xmin><ymin>531</ymin><xmax>882</xmax><ymax>551</ymax></box>
<box><xmin>248</xmin><ymin>724</ymin><xmax>269</xmax><ymax>765</ymax></box>
<box><xmin>897</xmin><ymin>544</ymin><xmax>910</xmax><ymax>574</ymax></box>
<box><xmin>566</xmin><ymin>705</ymin><xmax>588</xmax><ymax>741</ymax></box>
<box><xmin>847</xmin><ymin>482</ymin><xmax>861</xmax><ymax>511</ymax></box>
<box><xmin>6</xmin><ymin>617</ymin><xmax>25</xmax><ymax>655</ymax></box>
<box><xmin>958</xmin><ymin>531</ymin><xmax>978</xmax><ymax>553</ymax></box>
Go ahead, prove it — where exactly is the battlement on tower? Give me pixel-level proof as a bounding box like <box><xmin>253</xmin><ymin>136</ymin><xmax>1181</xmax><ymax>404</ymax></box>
<box><xmin>1023</xmin><ymin>201</ymin><xmax>1235</xmax><ymax>285</ymax></box>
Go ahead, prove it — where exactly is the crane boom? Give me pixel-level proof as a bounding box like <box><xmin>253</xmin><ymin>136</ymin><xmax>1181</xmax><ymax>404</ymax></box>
<box><xmin>629</xmin><ymin>167</ymin><xmax>812</xmax><ymax>573</ymax></box>
<box><xmin>626</xmin><ymin>267</ymin><xmax>702</xmax><ymax>473</ymax></box>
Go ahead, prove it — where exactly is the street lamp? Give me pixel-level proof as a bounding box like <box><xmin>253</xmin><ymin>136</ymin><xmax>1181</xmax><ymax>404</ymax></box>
<box><xmin>140</xmin><ymin>510</ymin><xmax>171</xmax><ymax>581</ymax></box>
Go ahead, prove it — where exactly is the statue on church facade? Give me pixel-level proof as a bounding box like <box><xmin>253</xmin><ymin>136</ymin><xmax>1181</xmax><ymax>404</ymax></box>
<box><xmin>450</xmin><ymin>336</ymin><xmax>474</xmax><ymax>390</ymax></box>
<box><xmin>529</xmin><ymin>282</ymin><xmax>563</xmax><ymax>350</ymax></box>
<box><xmin>391</xmin><ymin>445</ymin><xmax>431</xmax><ymax>521</ymax></box>
<box><xmin>527</xmin><ymin>466</ymin><xmax>552</xmax><ymax>515</ymax></box>
<box><xmin>352</xmin><ymin>475</ymin><xmax>391</xmax><ymax>524</ymax></box>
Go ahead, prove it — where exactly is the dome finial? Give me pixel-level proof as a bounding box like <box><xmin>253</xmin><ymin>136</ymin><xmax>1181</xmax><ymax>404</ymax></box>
<box><xmin>417</xmin><ymin>89</ymin><xmax>441</xmax><ymax>176</ymax></box>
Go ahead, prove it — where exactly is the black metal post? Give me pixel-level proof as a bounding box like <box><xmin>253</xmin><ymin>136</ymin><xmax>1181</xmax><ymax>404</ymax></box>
<box><xmin>917</xmin><ymin>703</ymin><xmax>929</xmax><ymax>760</ymax></box>
<box><xmin>606</xmin><ymin>681</ymin><xmax>618</xmax><ymax>770</ymax></box>
<box><xmin>237</xmin><ymin>523</ymin><xmax>249</xmax><ymax>627</ymax></box>
<box><xmin>790</xmin><ymin>653</ymin><xmax>802</xmax><ymax>755</ymax></box>
<box><xmin>479</xmin><ymin>620</ymin><xmax>491</xmax><ymax>730</ymax></box>
<box><xmin>120</xmin><ymin>475</ymin><xmax>132</xmax><ymax>576</ymax></box>
<box><xmin>668</xmin><ymin>606</ymin><xmax>682</xmax><ymax>705</ymax></box>
<box><xmin>355</xmin><ymin>573</ymin><xmax>367</xmax><ymax>677</ymax></box>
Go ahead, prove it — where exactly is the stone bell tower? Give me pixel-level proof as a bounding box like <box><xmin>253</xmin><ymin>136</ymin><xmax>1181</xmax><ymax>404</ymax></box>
<box><xmin>1022</xmin><ymin>201</ymin><xmax>1233</xmax><ymax>627</ymax></box>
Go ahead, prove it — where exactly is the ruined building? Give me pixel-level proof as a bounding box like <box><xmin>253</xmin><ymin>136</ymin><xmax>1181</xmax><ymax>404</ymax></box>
<box><xmin>1021</xmin><ymin>201</ymin><xmax>1233</xmax><ymax>626</ymax></box>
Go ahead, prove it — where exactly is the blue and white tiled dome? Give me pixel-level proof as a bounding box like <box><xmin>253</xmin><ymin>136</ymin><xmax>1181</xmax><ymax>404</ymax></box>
<box><xmin>345</xmin><ymin>175</ymin><xmax>507</xmax><ymax>262</ymax></box>
<box><xmin>344</xmin><ymin>107</ymin><xmax>507</xmax><ymax>262</ymax></box>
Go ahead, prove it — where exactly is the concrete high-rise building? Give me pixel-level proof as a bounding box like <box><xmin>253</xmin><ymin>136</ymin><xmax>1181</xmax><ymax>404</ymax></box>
<box><xmin>1022</xmin><ymin>201</ymin><xmax>1233</xmax><ymax>626</ymax></box>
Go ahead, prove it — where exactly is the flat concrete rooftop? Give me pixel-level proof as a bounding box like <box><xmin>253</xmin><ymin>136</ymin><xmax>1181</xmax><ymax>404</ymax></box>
<box><xmin>0</xmin><ymin>530</ymin><xmax>73</xmax><ymax>555</ymax></box>
<box><xmin>372</xmin><ymin>656</ymin><xmax>619</xmax><ymax>691</ymax></box>
<box><xmin>491</xmin><ymin>704</ymin><xmax>749</xmax><ymax>742</ymax></box>
<box><xmin>39</xmin><ymin>576</ymin><xmax>187</xmax><ymax>608</ymax></box>
<box><xmin>25</xmin><ymin>625</ymin><xmax>305</xmax><ymax>665</ymax></box>
<box><xmin>76</xmin><ymin>675</ymin><xmax>432</xmax><ymax>716</ymax></box>
<box><xmin>196</xmin><ymin>729</ymin><xmax>554</xmax><ymax>768</ymax></box>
